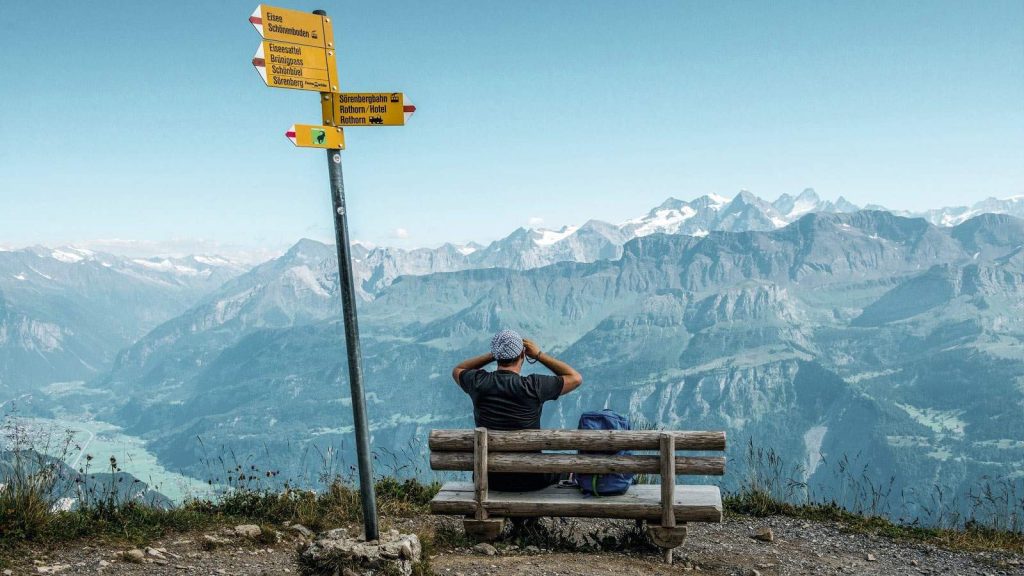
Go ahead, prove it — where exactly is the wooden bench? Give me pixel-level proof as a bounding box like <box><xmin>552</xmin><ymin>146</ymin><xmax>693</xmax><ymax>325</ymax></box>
<box><xmin>428</xmin><ymin>428</ymin><xmax>726</xmax><ymax>564</ymax></box>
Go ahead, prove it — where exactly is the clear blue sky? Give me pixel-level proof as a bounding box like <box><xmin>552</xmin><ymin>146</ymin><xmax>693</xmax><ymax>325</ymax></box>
<box><xmin>1</xmin><ymin>0</ymin><xmax>1022</xmax><ymax>256</ymax></box>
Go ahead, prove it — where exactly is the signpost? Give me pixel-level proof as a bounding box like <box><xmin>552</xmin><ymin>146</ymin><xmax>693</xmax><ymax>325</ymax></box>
<box><xmin>253</xmin><ymin>41</ymin><xmax>338</xmax><ymax>92</ymax></box>
<box><xmin>250</xmin><ymin>4</ymin><xmax>334</xmax><ymax>49</ymax></box>
<box><xmin>286</xmin><ymin>124</ymin><xmax>345</xmax><ymax>149</ymax></box>
<box><xmin>248</xmin><ymin>4</ymin><xmax>416</xmax><ymax>541</ymax></box>
<box><xmin>321</xmin><ymin>92</ymin><xmax>417</xmax><ymax>127</ymax></box>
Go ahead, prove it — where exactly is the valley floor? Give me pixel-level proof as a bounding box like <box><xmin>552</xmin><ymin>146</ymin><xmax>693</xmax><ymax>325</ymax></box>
<box><xmin>4</xmin><ymin>515</ymin><xmax>1022</xmax><ymax>576</ymax></box>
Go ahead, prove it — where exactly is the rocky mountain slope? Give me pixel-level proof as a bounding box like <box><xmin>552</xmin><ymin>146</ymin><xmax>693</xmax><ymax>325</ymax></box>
<box><xmin>90</xmin><ymin>211</ymin><xmax>1024</xmax><ymax>520</ymax></box>
<box><xmin>0</xmin><ymin>247</ymin><xmax>245</xmax><ymax>397</ymax></box>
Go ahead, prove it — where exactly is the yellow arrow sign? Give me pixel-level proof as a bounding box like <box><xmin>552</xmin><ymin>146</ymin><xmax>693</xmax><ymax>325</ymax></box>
<box><xmin>249</xmin><ymin>4</ymin><xmax>334</xmax><ymax>50</ymax></box>
<box><xmin>321</xmin><ymin>93</ymin><xmax>416</xmax><ymax>127</ymax></box>
<box><xmin>286</xmin><ymin>124</ymin><xmax>345</xmax><ymax>149</ymax></box>
<box><xmin>253</xmin><ymin>41</ymin><xmax>339</xmax><ymax>92</ymax></box>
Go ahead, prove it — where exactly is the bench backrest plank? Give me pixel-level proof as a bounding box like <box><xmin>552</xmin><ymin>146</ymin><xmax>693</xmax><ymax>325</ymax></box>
<box><xmin>429</xmin><ymin>429</ymin><xmax>725</xmax><ymax>452</ymax></box>
<box><xmin>430</xmin><ymin>451</ymin><xmax>725</xmax><ymax>475</ymax></box>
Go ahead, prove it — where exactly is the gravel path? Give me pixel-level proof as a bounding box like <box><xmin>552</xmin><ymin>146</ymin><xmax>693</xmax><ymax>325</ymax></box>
<box><xmin>4</xmin><ymin>515</ymin><xmax>1021</xmax><ymax>576</ymax></box>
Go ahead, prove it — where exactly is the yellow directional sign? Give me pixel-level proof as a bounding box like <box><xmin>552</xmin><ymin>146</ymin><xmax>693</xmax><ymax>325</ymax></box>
<box><xmin>321</xmin><ymin>93</ymin><xmax>416</xmax><ymax>127</ymax></box>
<box><xmin>253</xmin><ymin>41</ymin><xmax>338</xmax><ymax>92</ymax></box>
<box><xmin>286</xmin><ymin>124</ymin><xmax>345</xmax><ymax>149</ymax></box>
<box><xmin>250</xmin><ymin>4</ymin><xmax>334</xmax><ymax>50</ymax></box>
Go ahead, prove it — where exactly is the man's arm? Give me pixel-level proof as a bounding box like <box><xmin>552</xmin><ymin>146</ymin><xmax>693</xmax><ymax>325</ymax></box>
<box><xmin>452</xmin><ymin>352</ymin><xmax>494</xmax><ymax>385</ymax></box>
<box><xmin>523</xmin><ymin>338</ymin><xmax>583</xmax><ymax>395</ymax></box>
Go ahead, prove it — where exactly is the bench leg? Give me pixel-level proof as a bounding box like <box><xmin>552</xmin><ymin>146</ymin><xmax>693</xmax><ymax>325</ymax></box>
<box><xmin>463</xmin><ymin>517</ymin><xmax>505</xmax><ymax>541</ymax></box>
<box><xmin>647</xmin><ymin>523</ymin><xmax>687</xmax><ymax>565</ymax></box>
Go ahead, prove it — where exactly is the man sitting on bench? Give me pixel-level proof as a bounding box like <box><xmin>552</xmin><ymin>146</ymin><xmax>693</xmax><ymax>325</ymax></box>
<box><xmin>452</xmin><ymin>329</ymin><xmax>584</xmax><ymax>492</ymax></box>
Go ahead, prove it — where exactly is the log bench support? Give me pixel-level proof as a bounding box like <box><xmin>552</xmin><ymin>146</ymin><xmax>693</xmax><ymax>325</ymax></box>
<box><xmin>463</xmin><ymin>517</ymin><xmax>505</xmax><ymax>540</ymax></box>
<box><xmin>464</xmin><ymin>427</ymin><xmax>505</xmax><ymax>540</ymax></box>
<box><xmin>648</xmin><ymin>524</ymin><xmax>688</xmax><ymax>552</ymax></box>
<box><xmin>429</xmin><ymin>427</ymin><xmax>726</xmax><ymax>564</ymax></box>
<box><xmin>646</xmin><ymin>432</ymin><xmax>687</xmax><ymax>564</ymax></box>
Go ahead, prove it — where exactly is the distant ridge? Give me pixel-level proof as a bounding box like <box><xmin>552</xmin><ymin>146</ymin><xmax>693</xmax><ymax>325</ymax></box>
<box><xmin>343</xmin><ymin>190</ymin><xmax>1024</xmax><ymax>300</ymax></box>
<box><xmin>0</xmin><ymin>246</ymin><xmax>246</xmax><ymax>394</ymax></box>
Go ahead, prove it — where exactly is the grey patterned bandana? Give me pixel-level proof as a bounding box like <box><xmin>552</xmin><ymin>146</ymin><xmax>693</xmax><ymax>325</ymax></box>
<box><xmin>490</xmin><ymin>329</ymin><xmax>524</xmax><ymax>361</ymax></box>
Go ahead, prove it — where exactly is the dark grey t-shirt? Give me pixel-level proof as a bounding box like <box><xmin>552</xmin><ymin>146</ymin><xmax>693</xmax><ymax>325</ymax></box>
<box><xmin>458</xmin><ymin>369</ymin><xmax>563</xmax><ymax>430</ymax></box>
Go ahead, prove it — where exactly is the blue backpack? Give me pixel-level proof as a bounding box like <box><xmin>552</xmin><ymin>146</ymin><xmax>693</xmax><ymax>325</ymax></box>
<box><xmin>575</xmin><ymin>409</ymin><xmax>634</xmax><ymax>496</ymax></box>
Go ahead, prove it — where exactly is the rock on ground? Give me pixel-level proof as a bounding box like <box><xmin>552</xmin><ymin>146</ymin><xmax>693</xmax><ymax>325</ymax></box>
<box><xmin>298</xmin><ymin>527</ymin><xmax>421</xmax><ymax>576</ymax></box>
<box><xmin>234</xmin><ymin>525</ymin><xmax>263</xmax><ymax>538</ymax></box>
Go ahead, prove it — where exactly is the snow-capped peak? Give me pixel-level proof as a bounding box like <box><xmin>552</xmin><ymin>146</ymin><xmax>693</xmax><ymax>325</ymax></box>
<box><xmin>50</xmin><ymin>247</ymin><xmax>95</xmax><ymax>263</ymax></box>
<box><xmin>707</xmin><ymin>193</ymin><xmax>730</xmax><ymax>208</ymax></box>
<box><xmin>193</xmin><ymin>255</ymin><xmax>233</xmax><ymax>266</ymax></box>
<box><xmin>533</xmin><ymin>225</ymin><xmax>580</xmax><ymax>246</ymax></box>
<box><xmin>131</xmin><ymin>258</ymin><xmax>204</xmax><ymax>277</ymax></box>
<box><xmin>625</xmin><ymin>205</ymin><xmax>697</xmax><ymax>237</ymax></box>
<box><xmin>787</xmin><ymin>188</ymin><xmax>822</xmax><ymax>218</ymax></box>
<box><xmin>51</xmin><ymin>249</ymin><xmax>85</xmax><ymax>263</ymax></box>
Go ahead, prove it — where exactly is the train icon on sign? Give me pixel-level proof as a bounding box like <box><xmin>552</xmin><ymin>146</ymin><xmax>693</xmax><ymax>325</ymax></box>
<box><xmin>389</xmin><ymin>93</ymin><xmax>400</xmax><ymax>103</ymax></box>
<box><xmin>369</xmin><ymin>116</ymin><xmax>383</xmax><ymax>124</ymax></box>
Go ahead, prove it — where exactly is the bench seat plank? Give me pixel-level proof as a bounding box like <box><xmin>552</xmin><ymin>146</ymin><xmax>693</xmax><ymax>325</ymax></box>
<box><xmin>430</xmin><ymin>481</ymin><xmax>722</xmax><ymax>523</ymax></box>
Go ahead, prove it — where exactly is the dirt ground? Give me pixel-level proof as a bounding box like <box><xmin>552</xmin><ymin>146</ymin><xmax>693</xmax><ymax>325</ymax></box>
<box><xmin>4</xmin><ymin>515</ymin><xmax>1022</xmax><ymax>576</ymax></box>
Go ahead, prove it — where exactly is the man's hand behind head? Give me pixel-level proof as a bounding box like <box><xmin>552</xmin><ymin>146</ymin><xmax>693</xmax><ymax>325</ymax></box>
<box><xmin>522</xmin><ymin>338</ymin><xmax>541</xmax><ymax>359</ymax></box>
<box><xmin>521</xmin><ymin>339</ymin><xmax>583</xmax><ymax>395</ymax></box>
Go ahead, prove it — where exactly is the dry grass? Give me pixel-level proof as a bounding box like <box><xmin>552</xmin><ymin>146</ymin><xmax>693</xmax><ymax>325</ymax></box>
<box><xmin>725</xmin><ymin>438</ymin><xmax>1024</xmax><ymax>554</ymax></box>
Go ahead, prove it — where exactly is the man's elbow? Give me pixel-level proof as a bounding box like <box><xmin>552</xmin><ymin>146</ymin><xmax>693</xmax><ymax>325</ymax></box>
<box><xmin>451</xmin><ymin>368</ymin><xmax>462</xmax><ymax>384</ymax></box>
<box><xmin>563</xmin><ymin>372</ymin><xmax>583</xmax><ymax>393</ymax></box>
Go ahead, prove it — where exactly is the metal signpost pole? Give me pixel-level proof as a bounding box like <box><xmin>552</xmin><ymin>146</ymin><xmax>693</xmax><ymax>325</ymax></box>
<box><xmin>314</xmin><ymin>9</ymin><xmax>378</xmax><ymax>540</ymax></box>
<box><xmin>324</xmin><ymin>145</ymin><xmax>379</xmax><ymax>540</ymax></box>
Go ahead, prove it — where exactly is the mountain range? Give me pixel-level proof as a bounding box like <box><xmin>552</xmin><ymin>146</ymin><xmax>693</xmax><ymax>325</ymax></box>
<box><xmin>347</xmin><ymin>189</ymin><xmax>1024</xmax><ymax>300</ymax></box>
<box><xmin>79</xmin><ymin>210</ymin><xmax>1024</xmax><ymax>521</ymax></box>
<box><xmin>5</xmin><ymin>191</ymin><xmax>1024</xmax><ymax>521</ymax></box>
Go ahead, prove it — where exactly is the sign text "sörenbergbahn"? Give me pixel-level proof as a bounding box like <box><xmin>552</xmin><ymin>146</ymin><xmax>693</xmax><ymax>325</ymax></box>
<box><xmin>321</xmin><ymin>93</ymin><xmax>416</xmax><ymax>127</ymax></box>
